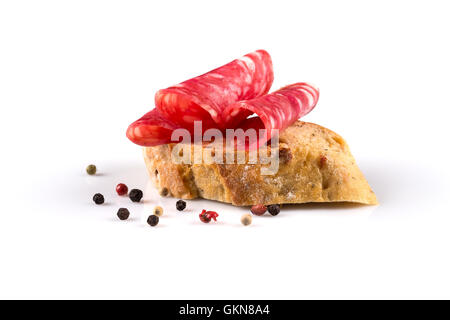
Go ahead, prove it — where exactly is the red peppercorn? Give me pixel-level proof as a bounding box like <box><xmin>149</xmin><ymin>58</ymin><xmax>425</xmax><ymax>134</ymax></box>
<box><xmin>199</xmin><ymin>209</ymin><xmax>219</xmax><ymax>223</ymax></box>
<box><xmin>199</xmin><ymin>211</ymin><xmax>211</xmax><ymax>223</ymax></box>
<box><xmin>116</xmin><ymin>183</ymin><xmax>128</xmax><ymax>196</ymax></box>
<box><xmin>251</xmin><ymin>204</ymin><xmax>267</xmax><ymax>216</ymax></box>
<box><xmin>207</xmin><ymin>211</ymin><xmax>219</xmax><ymax>221</ymax></box>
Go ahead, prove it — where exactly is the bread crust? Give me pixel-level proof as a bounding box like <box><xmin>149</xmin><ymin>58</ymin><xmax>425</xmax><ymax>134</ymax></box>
<box><xmin>143</xmin><ymin>121</ymin><xmax>378</xmax><ymax>206</ymax></box>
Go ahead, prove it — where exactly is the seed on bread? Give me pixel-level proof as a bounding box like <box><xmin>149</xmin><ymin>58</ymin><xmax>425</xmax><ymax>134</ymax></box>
<box><xmin>160</xmin><ymin>187</ymin><xmax>169</xmax><ymax>197</ymax></box>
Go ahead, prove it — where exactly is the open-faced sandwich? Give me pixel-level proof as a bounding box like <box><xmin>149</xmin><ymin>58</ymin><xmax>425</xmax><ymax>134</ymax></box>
<box><xmin>127</xmin><ymin>50</ymin><xmax>377</xmax><ymax>206</ymax></box>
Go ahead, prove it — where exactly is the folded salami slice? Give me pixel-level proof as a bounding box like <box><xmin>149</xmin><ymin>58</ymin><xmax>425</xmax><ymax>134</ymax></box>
<box><xmin>126</xmin><ymin>109</ymin><xmax>178</xmax><ymax>146</ymax></box>
<box><xmin>155</xmin><ymin>49</ymin><xmax>274</xmax><ymax>130</ymax></box>
<box><xmin>223</xmin><ymin>83</ymin><xmax>319</xmax><ymax>148</ymax></box>
<box><xmin>127</xmin><ymin>50</ymin><xmax>274</xmax><ymax>146</ymax></box>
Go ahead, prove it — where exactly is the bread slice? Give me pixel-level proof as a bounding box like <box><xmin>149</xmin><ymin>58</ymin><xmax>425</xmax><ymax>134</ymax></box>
<box><xmin>143</xmin><ymin>121</ymin><xmax>377</xmax><ymax>206</ymax></box>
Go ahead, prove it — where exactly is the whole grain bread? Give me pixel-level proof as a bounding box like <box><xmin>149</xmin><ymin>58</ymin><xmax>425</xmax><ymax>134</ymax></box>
<box><xmin>143</xmin><ymin>121</ymin><xmax>377</xmax><ymax>206</ymax></box>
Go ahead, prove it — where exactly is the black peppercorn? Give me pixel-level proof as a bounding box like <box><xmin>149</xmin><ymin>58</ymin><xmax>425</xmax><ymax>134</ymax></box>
<box><xmin>117</xmin><ymin>208</ymin><xmax>130</xmax><ymax>220</ymax></box>
<box><xmin>176</xmin><ymin>200</ymin><xmax>186</xmax><ymax>211</ymax></box>
<box><xmin>267</xmin><ymin>204</ymin><xmax>281</xmax><ymax>216</ymax></box>
<box><xmin>147</xmin><ymin>214</ymin><xmax>159</xmax><ymax>227</ymax></box>
<box><xmin>129</xmin><ymin>189</ymin><xmax>143</xmax><ymax>202</ymax></box>
<box><xmin>93</xmin><ymin>193</ymin><xmax>104</xmax><ymax>205</ymax></box>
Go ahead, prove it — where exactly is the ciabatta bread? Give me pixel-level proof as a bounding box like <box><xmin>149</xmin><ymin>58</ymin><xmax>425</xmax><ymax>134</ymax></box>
<box><xmin>143</xmin><ymin>121</ymin><xmax>377</xmax><ymax>206</ymax></box>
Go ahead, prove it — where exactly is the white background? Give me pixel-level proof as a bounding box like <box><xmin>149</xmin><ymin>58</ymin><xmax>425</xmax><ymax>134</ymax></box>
<box><xmin>1</xmin><ymin>0</ymin><xmax>449</xmax><ymax>299</ymax></box>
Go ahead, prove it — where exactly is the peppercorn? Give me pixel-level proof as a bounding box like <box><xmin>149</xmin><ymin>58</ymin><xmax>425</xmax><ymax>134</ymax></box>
<box><xmin>160</xmin><ymin>187</ymin><xmax>169</xmax><ymax>197</ymax></box>
<box><xmin>116</xmin><ymin>183</ymin><xmax>128</xmax><ymax>196</ymax></box>
<box><xmin>199</xmin><ymin>211</ymin><xmax>211</xmax><ymax>223</ymax></box>
<box><xmin>199</xmin><ymin>209</ymin><xmax>219</xmax><ymax>223</ymax></box>
<box><xmin>117</xmin><ymin>208</ymin><xmax>130</xmax><ymax>220</ymax></box>
<box><xmin>86</xmin><ymin>164</ymin><xmax>96</xmax><ymax>175</ymax></box>
<box><xmin>93</xmin><ymin>193</ymin><xmax>104</xmax><ymax>205</ymax></box>
<box><xmin>153</xmin><ymin>206</ymin><xmax>164</xmax><ymax>217</ymax></box>
<box><xmin>147</xmin><ymin>214</ymin><xmax>159</xmax><ymax>226</ymax></box>
<box><xmin>129</xmin><ymin>189</ymin><xmax>143</xmax><ymax>202</ymax></box>
<box><xmin>250</xmin><ymin>204</ymin><xmax>266</xmax><ymax>216</ymax></box>
<box><xmin>267</xmin><ymin>204</ymin><xmax>281</xmax><ymax>216</ymax></box>
<box><xmin>176</xmin><ymin>200</ymin><xmax>186</xmax><ymax>211</ymax></box>
<box><xmin>241</xmin><ymin>213</ymin><xmax>252</xmax><ymax>226</ymax></box>
<box><xmin>208</xmin><ymin>211</ymin><xmax>219</xmax><ymax>221</ymax></box>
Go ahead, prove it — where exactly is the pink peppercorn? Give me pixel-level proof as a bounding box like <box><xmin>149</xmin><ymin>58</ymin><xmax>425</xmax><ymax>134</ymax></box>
<box><xmin>251</xmin><ymin>204</ymin><xmax>267</xmax><ymax>216</ymax></box>
<box><xmin>116</xmin><ymin>183</ymin><xmax>128</xmax><ymax>196</ymax></box>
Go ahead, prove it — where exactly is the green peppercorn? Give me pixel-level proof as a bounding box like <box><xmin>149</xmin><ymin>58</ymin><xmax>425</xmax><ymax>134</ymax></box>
<box><xmin>147</xmin><ymin>214</ymin><xmax>159</xmax><ymax>227</ymax></box>
<box><xmin>86</xmin><ymin>164</ymin><xmax>97</xmax><ymax>175</ymax></box>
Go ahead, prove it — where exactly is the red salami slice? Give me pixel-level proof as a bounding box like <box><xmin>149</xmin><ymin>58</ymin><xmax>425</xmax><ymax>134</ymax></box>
<box><xmin>126</xmin><ymin>109</ymin><xmax>178</xmax><ymax>146</ymax></box>
<box><xmin>127</xmin><ymin>50</ymin><xmax>274</xmax><ymax>146</ymax></box>
<box><xmin>155</xmin><ymin>49</ymin><xmax>273</xmax><ymax>130</ymax></box>
<box><xmin>223</xmin><ymin>83</ymin><xmax>319</xmax><ymax>148</ymax></box>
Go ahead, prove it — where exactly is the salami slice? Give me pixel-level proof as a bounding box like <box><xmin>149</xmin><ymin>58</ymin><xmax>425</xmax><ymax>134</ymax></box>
<box><xmin>223</xmin><ymin>83</ymin><xmax>319</xmax><ymax>148</ymax></box>
<box><xmin>127</xmin><ymin>50</ymin><xmax>274</xmax><ymax>146</ymax></box>
<box><xmin>155</xmin><ymin>49</ymin><xmax>273</xmax><ymax>130</ymax></box>
<box><xmin>126</xmin><ymin>109</ymin><xmax>178</xmax><ymax>146</ymax></box>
